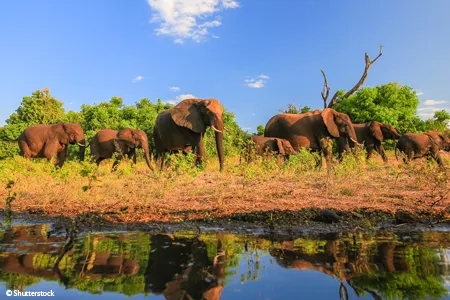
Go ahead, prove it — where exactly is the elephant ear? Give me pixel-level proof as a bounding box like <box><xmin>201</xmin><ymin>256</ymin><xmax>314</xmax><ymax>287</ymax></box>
<box><xmin>276</xmin><ymin>139</ymin><xmax>285</xmax><ymax>155</ymax></box>
<box><xmin>321</xmin><ymin>108</ymin><xmax>340</xmax><ymax>138</ymax></box>
<box><xmin>283</xmin><ymin>140</ymin><xmax>296</xmax><ymax>154</ymax></box>
<box><xmin>118</xmin><ymin>130</ymin><xmax>137</xmax><ymax>149</ymax></box>
<box><xmin>369</xmin><ymin>122</ymin><xmax>384</xmax><ymax>142</ymax></box>
<box><xmin>170</xmin><ymin>99</ymin><xmax>206</xmax><ymax>133</ymax></box>
<box><xmin>53</xmin><ymin>128</ymin><xmax>69</xmax><ymax>145</ymax></box>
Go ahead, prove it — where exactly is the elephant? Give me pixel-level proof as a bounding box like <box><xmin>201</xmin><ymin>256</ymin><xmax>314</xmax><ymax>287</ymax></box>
<box><xmin>90</xmin><ymin>128</ymin><xmax>153</xmax><ymax>170</ymax></box>
<box><xmin>336</xmin><ymin>121</ymin><xmax>401</xmax><ymax>162</ymax></box>
<box><xmin>18</xmin><ymin>122</ymin><xmax>86</xmax><ymax>167</ymax></box>
<box><xmin>264</xmin><ymin>108</ymin><xmax>358</xmax><ymax>168</ymax></box>
<box><xmin>153</xmin><ymin>98</ymin><xmax>225</xmax><ymax>171</ymax></box>
<box><xmin>395</xmin><ymin>131</ymin><xmax>450</xmax><ymax>167</ymax></box>
<box><xmin>241</xmin><ymin>135</ymin><xmax>296</xmax><ymax>164</ymax></box>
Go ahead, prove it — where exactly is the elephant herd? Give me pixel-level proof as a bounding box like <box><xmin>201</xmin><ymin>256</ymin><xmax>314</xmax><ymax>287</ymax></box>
<box><xmin>17</xmin><ymin>98</ymin><xmax>450</xmax><ymax>170</ymax></box>
<box><xmin>17</xmin><ymin>98</ymin><xmax>225</xmax><ymax>170</ymax></box>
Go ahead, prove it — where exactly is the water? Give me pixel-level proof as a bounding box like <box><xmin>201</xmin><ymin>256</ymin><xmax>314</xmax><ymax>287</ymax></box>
<box><xmin>0</xmin><ymin>224</ymin><xmax>449</xmax><ymax>299</ymax></box>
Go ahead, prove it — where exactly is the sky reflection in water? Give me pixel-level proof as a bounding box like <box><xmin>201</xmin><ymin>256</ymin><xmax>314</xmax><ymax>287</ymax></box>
<box><xmin>0</xmin><ymin>224</ymin><xmax>449</xmax><ymax>299</ymax></box>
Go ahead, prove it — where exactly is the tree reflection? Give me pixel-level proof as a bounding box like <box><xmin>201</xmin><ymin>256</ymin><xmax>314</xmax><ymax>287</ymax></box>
<box><xmin>0</xmin><ymin>226</ymin><xmax>448</xmax><ymax>299</ymax></box>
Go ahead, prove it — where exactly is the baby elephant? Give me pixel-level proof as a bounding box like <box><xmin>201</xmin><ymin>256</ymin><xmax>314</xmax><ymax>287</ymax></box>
<box><xmin>395</xmin><ymin>131</ymin><xmax>450</xmax><ymax>167</ymax></box>
<box><xmin>90</xmin><ymin>128</ymin><xmax>153</xmax><ymax>171</ymax></box>
<box><xmin>241</xmin><ymin>136</ymin><xmax>296</xmax><ymax>163</ymax></box>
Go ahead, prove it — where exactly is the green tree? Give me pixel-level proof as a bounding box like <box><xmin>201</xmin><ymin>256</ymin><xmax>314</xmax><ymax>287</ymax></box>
<box><xmin>421</xmin><ymin>110</ymin><xmax>450</xmax><ymax>132</ymax></box>
<box><xmin>0</xmin><ymin>88</ymin><xmax>65</xmax><ymax>141</ymax></box>
<box><xmin>280</xmin><ymin>104</ymin><xmax>312</xmax><ymax>114</ymax></box>
<box><xmin>0</xmin><ymin>88</ymin><xmax>65</xmax><ymax>158</ymax></box>
<box><xmin>333</xmin><ymin>83</ymin><xmax>420</xmax><ymax>133</ymax></box>
<box><xmin>256</xmin><ymin>125</ymin><xmax>265</xmax><ymax>136</ymax></box>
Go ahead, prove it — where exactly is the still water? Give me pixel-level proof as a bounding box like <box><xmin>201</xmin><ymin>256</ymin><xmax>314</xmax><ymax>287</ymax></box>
<box><xmin>0</xmin><ymin>224</ymin><xmax>449</xmax><ymax>300</ymax></box>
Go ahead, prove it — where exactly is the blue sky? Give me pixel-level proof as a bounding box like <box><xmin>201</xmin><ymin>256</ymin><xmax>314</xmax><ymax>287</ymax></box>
<box><xmin>1</xmin><ymin>0</ymin><xmax>450</xmax><ymax>131</ymax></box>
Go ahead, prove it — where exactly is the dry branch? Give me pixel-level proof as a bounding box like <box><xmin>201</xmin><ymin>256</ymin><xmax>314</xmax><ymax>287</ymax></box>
<box><xmin>325</xmin><ymin>44</ymin><xmax>383</xmax><ymax>108</ymax></box>
<box><xmin>320</xmin><ymin>69</ymin><xmax>330</xmax><ymax>109</ymax></box>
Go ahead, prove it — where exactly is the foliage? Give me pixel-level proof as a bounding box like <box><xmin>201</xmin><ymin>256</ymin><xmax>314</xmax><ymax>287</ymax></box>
<box><xmin>0</xmin><ymin>90</ymin><xmax>246</xmax><ymax>160</ymax></box>
<box><xmin>256</xmin><ymin>125</ymin><xmax>265</xmax><ymax>136</ymax></box>
<box><xmin>279</xmin><ymin>103</ymin><xmax>312</xmax><ymax>114</ymax></box>
<box><xmin>0</xmin><ymin>225</ymin><xmax>448</xmax><ymax>299</ymax></box>
<box><xmin>421</xmin><ymin>110</ymin><xmax>450</xmax><ymax>132</ymax></box>
<box><xmin>0</xmin><ymin>89</ymin><xmax>65</xmax><ymax>159</ymax></box>
<box><xmin>333</xmin><ymin>83</ymin><xmax>421</xmax><ymax>133</ymax></box>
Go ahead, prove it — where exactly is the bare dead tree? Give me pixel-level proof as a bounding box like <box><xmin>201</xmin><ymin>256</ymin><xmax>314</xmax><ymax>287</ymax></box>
<box><xmin>320</xmin><ymin>69</ymin><xmax>330</xmax><ymax>109</ymax></box>
<box><xmin>321</xmin><ymin>45</ymin><xmax>383</xmax><ymax>108</ymax></box>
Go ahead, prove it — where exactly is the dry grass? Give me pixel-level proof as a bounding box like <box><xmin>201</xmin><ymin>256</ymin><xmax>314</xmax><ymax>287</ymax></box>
<box><xmin>0</xmin><ymin>150</ymin><xmax>449</xmax><ymax>224</ymax></box>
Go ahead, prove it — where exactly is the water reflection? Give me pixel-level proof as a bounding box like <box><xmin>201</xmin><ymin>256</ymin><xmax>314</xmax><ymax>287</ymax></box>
<box><xmin>0</xmin><ymin>225</ymin><xmax>449</xmax><ymax>299</ymax></box>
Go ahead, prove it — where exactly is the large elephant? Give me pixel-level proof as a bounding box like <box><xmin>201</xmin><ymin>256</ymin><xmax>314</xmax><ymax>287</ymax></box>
<box><xmin>336</xmin><ymin>121</ymin><xmax>401</xmax><ymax>162</ymax></box>
<box><xmin>395</xmin><ymin>131</ymin><xmax>450</xmax><ymax>167</ymax></box>
<box><xmin>18</xmin><ymin>122</ymin><xmax>86</xmax><ymax>167</ymax></box>
<box><xmin>264</xmin><ymin>108</ymin><xmax>358</xmax><ymax>167</ymax></box>
<box><xmin>90</xmin><ymin>128</ymin><xmax>153</xmax><ymax>170</ymax></box>
<box><xmin>153</xmin><ymin>98</ymin><xmax>224</xmax><ymax>171</ymax></box>
<box><xmin>241</xmin><ymin>135</ymin><xmax>296</xmax><ymax>164</ymax></box>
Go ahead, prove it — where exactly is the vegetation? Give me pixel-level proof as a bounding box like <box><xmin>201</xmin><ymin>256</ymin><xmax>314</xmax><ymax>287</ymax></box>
<box><xmin>0</xmin><ymin>149</ymin><xmax>448</xmax><ymax>225</ymax></box>
<box><xmin>0</xmin><ymin>224</ymin><xmax>448</xmax><ymax>298</ymax></box>
<box><xmin>0</xmin><ymin>89</ymin><xmax>247</xmax><ymax>159</ymax></box>
<box><xmin>333</xmin><ymin>83</ymin><xmax>450</xmax><ymax>133</ymax></box>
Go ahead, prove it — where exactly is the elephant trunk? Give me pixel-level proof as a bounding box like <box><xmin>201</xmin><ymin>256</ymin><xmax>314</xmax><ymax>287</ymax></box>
<box><xmin>78</xmin><ymin>139</ymin><xmax>86</xmax><ymax>161</ymax></box>
<box><xmin>346</xmin><ymin>124</ymin><xmax>358</xmax><ymax>145</ymax></box>
<box><xmin>212</xmin><ymin>117</ymin><xmax>224</xmax><ymax>172</ymax></box>
<box><xmin>142</xmin><ymin>143</ymin><xmax>153</xmax><ymax>171</ymax></box>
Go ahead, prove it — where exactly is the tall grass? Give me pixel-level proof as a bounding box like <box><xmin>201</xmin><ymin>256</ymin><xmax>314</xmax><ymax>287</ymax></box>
<box><xmin>0</xmin><ymin>150</ymin><xmax>448</xmax><ymax>223</ymax></box>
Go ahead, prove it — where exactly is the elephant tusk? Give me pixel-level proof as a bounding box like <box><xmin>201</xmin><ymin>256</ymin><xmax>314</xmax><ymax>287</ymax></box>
<box><xmin>350</xmin><ymin>138</ymin><xmax>358</xmax><ymax>144</ymax></box>
<box><xmin>211</xmin><ymin>125</ymin><xmax>223</xmax><ymax>133</ymax></box>
<box><xmin>77</xmin><ymin>143</ymin><xmax>86</xmax><ymax>147</ymax></box>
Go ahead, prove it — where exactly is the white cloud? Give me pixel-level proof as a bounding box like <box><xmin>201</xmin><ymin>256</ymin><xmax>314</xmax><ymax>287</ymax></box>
<box><xmin>165</xmin><ymin>93</ymin><xmax>197</xmax><ymax>105</ymax></box>
<box><xmin>246</xmin><ymin>80</ymin><xmax>265</xmax><ymax>88</ymax></box>
<box><xmin>212</xmin><ymin>34</ymin><xmax>220</xmax><ymax>39</ymax></box>
<box><xmin>418</xmin><ymin>113</ymin><xmax>434</xmax><ymax>118</ymax></box>
<box><xmin>418</xmin><ymin>107</ymin><xmax>450</xmax><ymax>119</ymax></box>
<box><xmin>177</xmin><ymin>94</ymin><xmax>196</xmax><ymax>101</ymax></box>
<box><xmin>242</xmin><ymin>127</ymin><xmax>252</xmax><ymax>131</ymax></box>
<box><xmin>424</xmin><ymin>99</ymin><xmax>447</xmax><ymax>106</ymax></box>
<box><xmin>169</xmin><ymin>86</ymin><xmax>180</xmax><ymax>92</ymax></box>
<box><xmin>417</xmin><ymin>107</ymin><xmax>445</xmax><ymax>112</ymax></box>
<box><xmin>222</xmin><ymin>0</ymin><xmax>239</xmax><ymax>8</ymax></box>
<box><xmin>416</xmin><ymin>91</ymin><xmax>424</xmax><ymax>96</ymax></box>
<box><xmin>165</xmin><ymin>100</ymin><xmax>178</xmax><ymax>105</ymax></box>
<box><xmin>132</xmin><ymin>75</ymin><xmax>143</xmax><ymax>83</ymax></box>
<box><xmin>147</xmin><ymin>0</ymin><xmax>239</xmax><ymax>44</ymax></box>
<box><xmin>245</xmin><ymin>74</ymin><xmax>269</xmax><ymax>88</ymax></box>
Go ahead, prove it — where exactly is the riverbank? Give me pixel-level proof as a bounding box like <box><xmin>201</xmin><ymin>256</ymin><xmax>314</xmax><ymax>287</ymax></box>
<box><xmin>0</xmin><ymin>152</ymin><xmax>449</xmax><ymax>233</ymax></box>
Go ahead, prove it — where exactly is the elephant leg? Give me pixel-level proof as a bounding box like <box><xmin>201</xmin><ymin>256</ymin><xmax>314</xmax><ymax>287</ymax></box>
<box><xmin>19</xmin><ymin>140</ymin><xmax>32</xmax><ymax>158</ymax></box>
<box><xmin>430</xmin><ymin>150</ymin><xmax>444</xmax><ymax>167</ymax></box>
<box><xmin>320</xmin><ymin>138</ymin><xmax>333</xmax><ymax>170</ymax></box>
<box><xmin>111</xmin><ymin>153</ymin><xmax>124</xmax><ymax>171</ymax></box>
<box><xmin>374</xmin><ymin>144</ymin><xmax>388</xmax><ymax>162</ymax></box>
<box><xmin>366</xmin><ymin>146</ymin><xmax>374</xmax><ymax>161</ymax></box>
<box><xmin>56</xmin><ymin>147</ymin><xmax>69</xmax><ymax>168</ymax></box>
<box><xmin>195</xmin><ymin>135</ymin><xmax>205</xmax><ymax>168</ymax></box>
<box><xmin>313</xmin><ymin>151</ymin><xmax>322</xmax><ymax>169</ymax></box>
<box><xmin>43</xmin><ymin>140</ymin><xmax>60</xmax><ymax>165</ymax></box>
<box><xmin>155</xmin><ymin>152</ymin><xmax>166</xmax><ymax>171</ymax></box>
<box><xmin>127</xmin><ymin>148</ymin><xmax>137</xmax><ymax>164</ymax></box>
<box><xmin>96</xmin><ymin>157</ymin><xmax>105</xmax><ymax>166</ymax></box>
